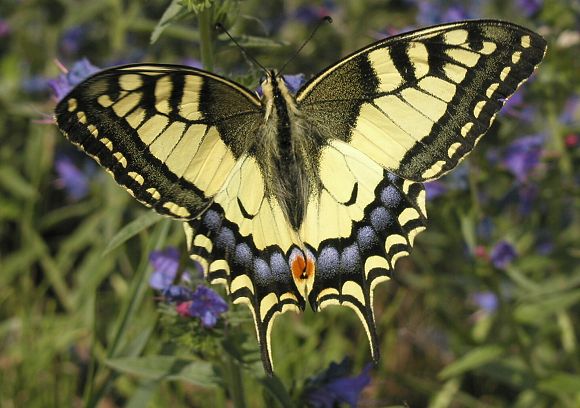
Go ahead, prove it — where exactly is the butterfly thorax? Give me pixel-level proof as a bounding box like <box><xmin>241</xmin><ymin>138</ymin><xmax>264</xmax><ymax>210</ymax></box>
<box><xmin>259</xmin><ymin>73</ymin><xmax>318</xmax><ymax>231</ymax></box>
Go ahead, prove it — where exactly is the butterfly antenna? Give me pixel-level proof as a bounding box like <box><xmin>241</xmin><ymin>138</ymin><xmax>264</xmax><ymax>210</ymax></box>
<box><xmin>215</xmin><ymin>23</ymin><xmax>269</xmax><ymax>75</ymax></box>
<box><xmin>278</xmin><ymin>16</ymin><xmax>332</xmax><ymax>76</ymax></box>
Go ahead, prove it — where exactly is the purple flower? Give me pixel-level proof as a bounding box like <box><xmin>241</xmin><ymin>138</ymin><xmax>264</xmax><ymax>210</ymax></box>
<box><xmin>424</xmin><ymin>180</ymin><xmax>447</xmax><ymax>200</ymax></box>
<box><xmin>182</xmin><ymin>58</ymin><xmax>203</xmax><ymax>69</ymax></box>
<box><xmin>518</xmin><ymin>183</ymin><xmax>538</xmax><ymax>215</ymax></box>
<box><xmin>516</xmin><ymin>0</ymin><xmax>543</xmax><ymax>17</ymax></box>
<box><xmin>490</xmin><ymin>240</ymin><xmax>517</xmax><ymax>270</ymax></box>
<box><xmin>501</xmin><ymin>89</ymin><xmax>536</xmax><ymax>123</ymax></box>
<box><xmin>416</xmin><ymin>1</ymin><xmax>475</xmax><ymax>25</ymax></box>
<box><xmin>477</xmin><ymin>217</ymin><xmax>494</xmax><ymax>241</ymax></box>
<box><xmin>162</xmin><ymin>285</ymin><xmax>194</xmax><ymax>303</ymax></box>
<box><xmin>283</xmin><ymin>74</ymin><xmax>306</xmax><ymax>94</ymax></box>
<box><xmin>54</xmin><ymin>154</ymin><xmax>90</xmax><ymax>201</ymax></box>
<box><xmin>294</xmin><ymin>1</ymin><xmax>336</xmax><ymax>24</ymax></box>
<box><xmin>185</xmin><ymin>285</ymin><xmax>228</xmax><ymax>327</ymax></box>
<box><xmin>22</xmin><ymin>76</ymin><xmax>50</xmax><ymax>95</ymax></box>
<box><xmin>149</xmin><ymin>247</ymin><xmax>192</xmax><ymax>290</ymax></box>
<box><xmin>304</xmin><ymin>358</ymin><xmax>372</xmax><ymax>408</ymax></box>
<box><xmin>560</xmin><ymin>95</ymin><xmax>579</xmax><ymax>125</ymax></box>
<box><xmin>502</xmin><ymin>134</ymin><xmax>544</xmax><ymax>183</ymax></box>
<box><xmin>48</xmin><ymin>58</ymin><xmax>100</xmax><ymax>102</ymax></box>
<box><xmin>60</xmin><ymin>26</ymin><xmax>87</xmax><ymax>56</ymax></box>
<box><xmin>0</xmin><ymin>19</ymin><xmax>10</xmax><ymax>38</ymax></box>
<box><xmin>471</xmin><ymin>292</ymin><xmax>499</xmax><ymax>314</ymax></box>
<box><xmin>256</xmin><ymin>74</ymin><xmax>305</xmax><ymax>97</ymax></box>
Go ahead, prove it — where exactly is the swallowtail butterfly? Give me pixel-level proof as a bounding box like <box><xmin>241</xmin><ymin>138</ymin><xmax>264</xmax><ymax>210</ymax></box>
<box><xmin>55</xmin><ymin>20</ymin><xmax>546</xmax><ymax>374</ymax></box>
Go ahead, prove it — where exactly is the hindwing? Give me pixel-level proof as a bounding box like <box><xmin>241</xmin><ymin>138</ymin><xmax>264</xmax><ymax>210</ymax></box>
<box><xmin>297</xmin><ymin>20</ymin><xmax>547</xmax><ymax>181</ymax></box>
<box><xmin>299</xmin><ymin>141</ymin><xmax>426</xmax><ymax>361</ymax></box>
<box><xmin>184</xmin><ymin>155</ymin><xmax>305</xmax><ymax>374</ymax></box>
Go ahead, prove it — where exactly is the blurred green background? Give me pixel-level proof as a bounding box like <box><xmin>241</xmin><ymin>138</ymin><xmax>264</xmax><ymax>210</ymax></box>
<box><xmin>1</xmin><ymin>0</ymin><xmax>579</xmax><ymax>407</ymax></box>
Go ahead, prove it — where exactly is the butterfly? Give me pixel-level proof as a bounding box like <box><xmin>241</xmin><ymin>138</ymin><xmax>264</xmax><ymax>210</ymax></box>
<box><xmin>55</xmin><ymin>19</ymin><xmax>546</xmax><ymax>374</ymax></box>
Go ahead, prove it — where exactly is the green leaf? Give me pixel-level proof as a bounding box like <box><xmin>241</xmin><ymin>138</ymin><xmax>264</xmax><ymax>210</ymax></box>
<box><xmin>514</xmin><ymin>289</ymin><xmax>580</xmax><ymax>324</ymax></box>
<box><xmin>103</xmin><ymin>212</ymin><xmax>162</xmax><ymax>254</ymax></box>
<box><xmin>151</xmin><ymin>0</ymin><xmax>190</xmax><ymax>44</ymax></box>
<box><xmin>105</xmin><ymin>355</ymin><xmax>220</xmax><ymax>387</ymax></box>
<box><xmin>218</xmin><ymin>35</ymin><xmax>285</xmax><ymax>49</ymax></box>
<box><xmin>0</xmin><ymin>165</ymin><xmax>38</xmax><ymax>199</ymax></box>
<box><xmin>537</xmin><ymin>373</ymin><xmax>580</xmax><ymax>397</ymax></box>
<box><xmin>439</xmin><ymin>345</ymin><xmax>504</xmax><ymax>379</ymax></box>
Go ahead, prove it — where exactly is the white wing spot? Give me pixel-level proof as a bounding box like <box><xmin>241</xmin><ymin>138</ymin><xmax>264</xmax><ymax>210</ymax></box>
<box><xmin>486</xmin><ymin>83</ymin><xmax>499</xmax><ymax>98</ymax></box>
<box><xmin>97</xmin><ymin>95</ymin><xmax>114</xmax><ymax>108</ymax></box>
<box><xmin>67</xmin><ymin>98</ymin><xmax>77</xmax><ymax>112</ymax></box>
<box><xmin>162</xmin><ymin>201</ymin><xmax>190</xmax><ymax>218</ymax></box>
<box><xmin>391</xmin><ymin>250</ymin><xmax>410</xmax><ymax>268</ymax></box>
<box><xmin>461</xmin><ymin>122</ymin><xmax>473</xmax><ymax>137</ymax></box>
<box><xmin>402</xmin><ymin>179</ymin><xmax>413</xmax><ymax>195</ymax></box>
<box><xmin>113</xmin><ymin>151</ymin><xmax>127</xmax><ymax>167</ymax></box>
<box><xmin>521</xmin><ymin>35</ymin><xmax>531</xmax><ymax>48</ymax></box>
<box><xmin>76</xmin><ymin>111</ymin><xmax>87</xmax><ymax>124</ymax></box>
<box><xmin>398</xmin><ymin>208</ymin><xmax>421</xmax><ymax>227</ymax></box>
<box><xmin>447</xmin><ymin>142</ymin><xmax>462</xmax><ymax>158</ymax></box>
<box><xmin>210</xmin><ymin>259</ymin><xmax>230</xmax><ymax>275</ymax></box>
<box><xmin>194</xmin><ymin>234</ymin><xmax>213</xmax><ymax>253</ymax></box>
<box><xmin>100</xmin><ymin>138</ymin><xmax>113</xmax><ymax>151</ymax></box>
<box><xmin>500</xmin><ymin>66</ymin><xmax>511</xmax><ymax>81</ymax></box>
<box><xmin>512</xmin><ymin>51</ymin><xmax>522</xmax><ymax>64</ymax></box>
<box><xmin>146</xmin><ymin>187</ymin><xmax>161</xmax><ymax>200</ymax></box>
<box><xmin>128</xmin><ymin>171</ymin><xmax>144</xmax><ymax>185</ymax></box>
<box><xmin>416</xmin><ymin>189</ymin><xmax>427</xmax><ymax>218</ymax></box>
<box><xmin>480</xmin><ymin>41</ymin><xmax>497</xmax><ymax>55</ymax></box>
<box><xmin>408</xmin><ymin>226</ymin><xmax>426</xmax><ymax>246</ymax></box>
<box><xmin>473</xmin><ymin>100</ymin><xmax>486</xmax><ymax>118</ymax></box>
<box><xmin>421</xmin><ymin>160</ymin><xmax>446</xmax><ymax>179</ymax></box>
<box><xmin>364</xmin><ymin>256</ymin><xmax>390</xmax><ymax>278</ymax></box>
<box><xmin>341</xmin><ymin>281</ymin><xmax>365</xmax><ymax>304</ymax></box>
<box><xmin>87</xmin><ymin>124</ymin><xmax>99</xmax><ymax>137</ymax></box>
<box><xmin>385</xmin><ymin>234</ymin><xmax>407</xmax><ymax>252</ymax></box>
<box><xmin>260</xmin><ymin>292</ymin><xmax>278</xmax><ymax>319</ymax></box>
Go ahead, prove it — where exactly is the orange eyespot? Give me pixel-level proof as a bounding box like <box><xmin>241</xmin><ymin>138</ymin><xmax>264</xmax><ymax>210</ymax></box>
<box><xmin>291</xmin><ymin>254</ymin><xmax>315</xmax><ymax>281</ymax></box>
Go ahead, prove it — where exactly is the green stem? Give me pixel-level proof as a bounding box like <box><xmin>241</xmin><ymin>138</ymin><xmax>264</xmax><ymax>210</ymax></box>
<box><xmin>225</xmin><ymin>354</ymin><xmax>246</xmax><ymax>408</ymax></box>
<box><xmin>198</xmin><ymin>6</ymin><xmax>215</xmax><ymax>71</ymax></box>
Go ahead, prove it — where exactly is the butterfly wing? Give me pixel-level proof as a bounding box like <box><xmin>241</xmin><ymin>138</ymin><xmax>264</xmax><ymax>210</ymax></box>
<box><xmin>184</xmin><ymin>154</ymin><xmax>305</xmax><ymax>374</ymax></box>
<box><xmin>55</xmin><ymin>64</ymin><xmax>263</xmax><ymax>219</ymax></box>
<box><xmin>56</xmin><ymin>64</ymin><xmax>307</xmax><ymax>374</ymax></box>
<box><xmin>295</xmin><ymin>21</ymin><xmax>545</xmax><ymax>358</ymax></box>
<box><xmin>297</xmin><ymin>20</ymin><xmax>547</xmax><ymax>181</ymax></box>
<box><xmin>299</xmin><ymin>140</ymin><xmax>426</xmax><ymax>361</ymax></box>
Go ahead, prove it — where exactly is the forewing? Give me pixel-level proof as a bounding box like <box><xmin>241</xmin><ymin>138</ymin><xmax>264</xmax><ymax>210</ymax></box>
<box><xmin>297</xmin><ymin>20</ymin><xmax>547</xmax><ymax>181</ymax></box>
<box><xmin>55</xmin><ymin>64</ymin><xmax>263</xmax><ymax>218</ymax></box>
